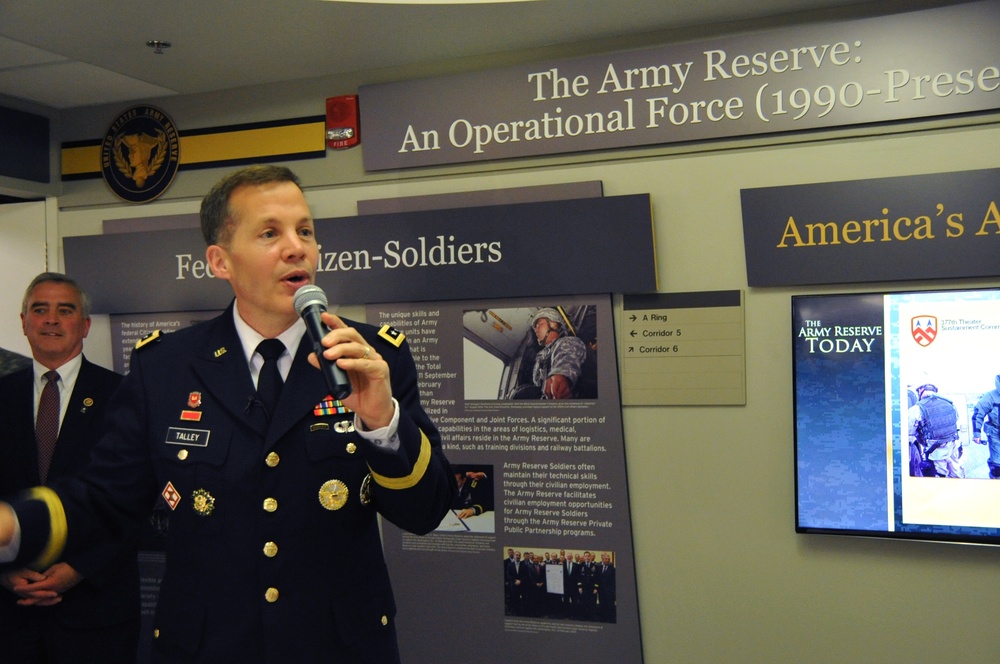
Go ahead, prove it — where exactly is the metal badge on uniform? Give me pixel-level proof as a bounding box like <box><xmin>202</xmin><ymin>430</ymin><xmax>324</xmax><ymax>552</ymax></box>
<box><xmin>334</xmin><ymin>420</ymin><xmax>356</xmax><ymax>434</ymax></box>
<box><xmin>318</xmin><ymin>479</ymin><xmax>349</xmax><ymax>510</ymax></box>
<box><xmin>166</xmin><ymin>427</ymin><xmax>210</xmax><ymax>447</ymax></box>
<box><xmin>180</xmin><ymin>391</ymin><xmax>203</xmax><ymax>420</ymax></box>
<box><xmin>360</xmin><ymin>473</ymin><xmax>373</xmax><ymax>506</ymax></box>
<box><xmin>191</xmin><ymin>489</ymin><xmax>215</xmax><ymax>516</ymax></box>
<box><xmin>162</xmin><ymin>481</ymin><xmax>181</xmax><ymax>511</ymax></box>
<box><xmin>378</xmin><ymin>324</ymin><xmax>405</xmax><ymax>347</ymax></box>
<box><xmin>214</xmin><ymin>347</ymin><xmax>227</xmax><ymax>358</ymax></box>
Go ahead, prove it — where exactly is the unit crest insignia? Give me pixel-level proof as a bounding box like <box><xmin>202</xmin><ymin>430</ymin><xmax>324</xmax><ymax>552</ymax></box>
<box><xmin>911</xmin><ymin>316</ymin><xmax>938</xmax><ymax>347</ymax></box>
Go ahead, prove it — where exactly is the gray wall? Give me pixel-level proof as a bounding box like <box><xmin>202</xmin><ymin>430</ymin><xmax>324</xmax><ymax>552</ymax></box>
<box><xmin>46</xmin><ymin>9</ymin><xmax>1000</xmax><ymax>663</ymax></box>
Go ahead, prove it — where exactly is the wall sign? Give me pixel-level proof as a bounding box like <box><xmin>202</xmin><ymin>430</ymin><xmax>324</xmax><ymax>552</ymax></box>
<box><xmin>65</xmin><ymin>195</ymin><xmax>657</xmax><ymax>313</ymax></box>
<box><xmin>360</xmin><ymin>1</ymin><xmax>1000</xmax><ymax>171</ymax></box>
<box><xmin>620</xmin><ymin>291</ymin><xmax>745</xmax><ymax>405</ymax></box>
<box><xmin>740</xmin><ymin>168</ymin><xmax>1000</xmax><ymax>287</ymax></box>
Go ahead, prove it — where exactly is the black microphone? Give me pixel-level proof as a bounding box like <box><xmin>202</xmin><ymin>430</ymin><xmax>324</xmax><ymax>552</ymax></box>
<box><xmin>293</xmin><ymin>284</ymin><xmax>352</xmax><ymax>400</ymax></box>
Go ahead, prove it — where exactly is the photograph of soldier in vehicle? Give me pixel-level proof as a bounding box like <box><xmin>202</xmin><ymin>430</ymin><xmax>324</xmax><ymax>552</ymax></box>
<box><xmin>463</xmin><ymin>303</ymin><xmax>598</xmax><ymax>401</ymax></box>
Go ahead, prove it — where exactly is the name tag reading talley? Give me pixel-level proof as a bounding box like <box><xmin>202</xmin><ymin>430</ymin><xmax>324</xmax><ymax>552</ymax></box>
<box><xmin>166</xmin><ymin>427</ymin><xmax>210</xmax><ymax>447</ymax></box>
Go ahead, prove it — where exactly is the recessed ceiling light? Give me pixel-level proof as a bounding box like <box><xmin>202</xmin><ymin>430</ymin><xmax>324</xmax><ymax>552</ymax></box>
<box><xmin>321</xmin><ymin>1</ymin><xmax>538</xmax><ymax>4</ymax></box>
<box><xmin>146</xmin><ymin>40</ymin><xmax>172</xmax><ymax>54</ymax></box>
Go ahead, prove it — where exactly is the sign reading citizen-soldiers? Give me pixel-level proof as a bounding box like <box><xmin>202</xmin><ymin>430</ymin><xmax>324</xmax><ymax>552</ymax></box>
<box><xmin>101</xmin><ymin>105</ymin><xmax>180</xmax><ymax>203</ymax></box>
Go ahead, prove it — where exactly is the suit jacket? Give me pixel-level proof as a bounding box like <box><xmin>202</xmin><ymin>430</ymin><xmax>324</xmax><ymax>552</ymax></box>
<box><xmin>563</xmin><ymin>561</ymin><xmax>579</xmax><ymax>595</ymax></box>
<box><xmin>598</xmin><ymin>563</ymin><xmax>616</xmax><ymax>595</ymax></box>
<box><xmin>0</xmin><ymin>358</ymin><xmax>138</xmax><ymax>632</ymax></box>
<box><xmin>9</xmin><ymin>305</ymin><xmax>455</xmax><ymax>663</ymax></box>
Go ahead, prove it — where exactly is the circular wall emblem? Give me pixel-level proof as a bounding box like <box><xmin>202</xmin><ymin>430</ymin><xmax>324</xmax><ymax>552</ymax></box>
<box><xmin>101</xmin><ymin>105</ymin><xmax>180</xmax><ymax>203</ymax></box>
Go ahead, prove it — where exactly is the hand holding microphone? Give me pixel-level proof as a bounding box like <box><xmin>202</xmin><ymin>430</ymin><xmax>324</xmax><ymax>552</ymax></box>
<box><xmin>293</xmin><ymin>285</ymin><xmax>353</xmax><ymax>400</ymax></box>
<box><xmin>294</xmin><ymin>284</ymin><xmax>396</xmax><ymax>430</ymax></box>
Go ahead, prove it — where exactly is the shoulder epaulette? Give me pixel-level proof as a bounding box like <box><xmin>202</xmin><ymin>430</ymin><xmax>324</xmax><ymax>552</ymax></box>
<box><xmin>135</xmin><ymin>329</ymin><xmax>162</xmax><ymax>350</ymax></box>
<box><xmin>378</xmin><ymin>325</ymin><xmax>405</xmax><ymax>347</ymax></box>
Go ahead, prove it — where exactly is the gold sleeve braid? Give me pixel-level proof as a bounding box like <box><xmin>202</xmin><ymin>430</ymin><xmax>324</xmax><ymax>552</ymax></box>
<box><xmin>368</xmin><ymin>430</ymin><xmax>432</xmax><ymax>490</ymax></box>
<box><xmin>24</xmin><ymin>486</ymin><xmax>68</xmax><ymax>572</ymax></box>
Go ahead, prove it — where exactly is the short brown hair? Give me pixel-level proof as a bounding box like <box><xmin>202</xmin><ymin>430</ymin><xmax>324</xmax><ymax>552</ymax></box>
<box><xmin>199</xmin><ymin>165</ymin><xmax>301</xmax><ymax>246</ymax></box>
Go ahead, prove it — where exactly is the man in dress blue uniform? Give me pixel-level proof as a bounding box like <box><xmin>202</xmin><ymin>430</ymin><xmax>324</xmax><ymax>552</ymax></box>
<box><xmin>0</xmin><ymin>165</ymin><xmax>455</xmax><ymax>663</ymax></box>
<box><xmin>0</xmin><ymin>273</ymin><xmax>138</xmax><ymax>663</ymax></box>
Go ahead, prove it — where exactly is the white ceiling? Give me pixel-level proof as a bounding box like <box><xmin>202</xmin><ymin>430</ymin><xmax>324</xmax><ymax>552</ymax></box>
<box><xmin>0</xmin><ymin>0</ymin><xmax>942</xmax><ymax>111</ymax></box>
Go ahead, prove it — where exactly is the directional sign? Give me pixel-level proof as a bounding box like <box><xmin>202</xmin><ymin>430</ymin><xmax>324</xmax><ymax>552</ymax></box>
<box><xmin>619</xmin><ymin>291</ymin><xmax>745</xmax><ymax>406</ymax></box>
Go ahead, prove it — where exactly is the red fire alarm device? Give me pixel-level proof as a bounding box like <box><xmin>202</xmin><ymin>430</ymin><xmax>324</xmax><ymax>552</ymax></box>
<box><xmin>326</xmin><ymin>95</ymin><xmax>360</xmax><ymax>149</ymax></box>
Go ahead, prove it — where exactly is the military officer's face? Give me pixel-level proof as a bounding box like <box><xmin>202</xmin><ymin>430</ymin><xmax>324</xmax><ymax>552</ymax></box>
<box><xmin>21</xmin><ymin>281</ymin><xmax>91</xmax><ymax>370</ymax></box>
<box><xmin>207</xmin><ymin>180</ymin><xmax>318</xmax><ymax>337</ymax></box>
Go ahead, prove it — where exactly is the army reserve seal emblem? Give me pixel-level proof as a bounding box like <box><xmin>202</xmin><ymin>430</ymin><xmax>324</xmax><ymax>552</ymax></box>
<box><xmin>101</xmin><ymin>105</ymin><xmax>180</xmax><ymax>203</ymax></box>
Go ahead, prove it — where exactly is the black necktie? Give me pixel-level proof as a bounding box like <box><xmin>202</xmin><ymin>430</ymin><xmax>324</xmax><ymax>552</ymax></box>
<box><xmin>255</xmin><ymin>339</ymin><xmax>285</xmax><ymax>416</ymax></box>
<box><xmin>36</xmin><ymin>370</ymin><xmax>61</xmax><ymax>483</ymax></box>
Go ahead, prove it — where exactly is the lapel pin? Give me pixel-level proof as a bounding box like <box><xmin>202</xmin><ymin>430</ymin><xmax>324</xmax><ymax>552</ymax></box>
<box><xmin>192</xmin><ymin>489</ymin><xmax>216</xmax><ymax>516</ymax></box>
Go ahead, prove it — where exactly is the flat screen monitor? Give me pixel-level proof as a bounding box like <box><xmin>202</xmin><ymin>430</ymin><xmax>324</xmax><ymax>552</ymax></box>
<box><xmin>793</xmin><ymin>287</ymin><xmax>1000</xmax><ymax>546</ymax></box>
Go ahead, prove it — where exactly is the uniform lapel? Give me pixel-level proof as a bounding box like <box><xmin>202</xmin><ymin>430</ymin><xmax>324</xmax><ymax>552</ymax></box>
<box><xmin>189</xmin><ymin>311</ymin><xmax>266</xmax><ymax>433</ymax></box>
<box><xmin>49</xmin><ymin>360</ymin><xmax>97</xmax><ymax>476</ymax></box>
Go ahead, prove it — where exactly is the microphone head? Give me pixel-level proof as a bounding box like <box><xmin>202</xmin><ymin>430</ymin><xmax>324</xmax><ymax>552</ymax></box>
<box><xmin>293</xmin><ymin>284</ymin><xmax>328</xmax><ymax>315</ymax></box>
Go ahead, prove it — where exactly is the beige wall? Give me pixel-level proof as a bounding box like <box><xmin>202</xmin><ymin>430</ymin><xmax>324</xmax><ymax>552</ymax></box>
<box><xmin>47</xmin><ymin>16</ymin><xmax>1000</xmax><ymax>662</ymax></box>
<box><xmin>54</xmin><ymin>113</ymin><xmax>1000</xmax><ymax>663</ymax></box>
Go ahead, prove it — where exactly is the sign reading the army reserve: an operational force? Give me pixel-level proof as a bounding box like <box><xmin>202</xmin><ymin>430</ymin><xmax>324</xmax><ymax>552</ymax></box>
<box><xmin>360</xmin><ymin>1</ymin><xmax>1000</xmax><ymax>170</ymax></box>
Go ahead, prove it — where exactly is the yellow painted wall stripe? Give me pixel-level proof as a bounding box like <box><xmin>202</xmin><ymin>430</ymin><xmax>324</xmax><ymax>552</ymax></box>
<box><xmin>181</xmin><ymin>123</ymin><xmax>325</xmax><ymax>164</ymax></box>
<box><xmin>62</xmin><ymin>145</ymin><xmax>101</xmax><ymax>176</ymax></box>
<box><xmin>61</xmin><ymin>120</ymin><xmax>325</xmax><ymax>177</ymax></box>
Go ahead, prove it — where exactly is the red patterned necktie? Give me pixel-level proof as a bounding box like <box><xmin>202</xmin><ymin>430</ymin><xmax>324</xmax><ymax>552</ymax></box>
<box><xmin>36</xmin><ymin>370</ymin><xmax>61</xmax><ymax>483</ymax></box>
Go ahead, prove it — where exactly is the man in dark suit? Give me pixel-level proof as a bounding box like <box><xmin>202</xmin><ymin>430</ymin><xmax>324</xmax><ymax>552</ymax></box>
<box><xmin>563</xmin><ymin>551</ymin><xmax>579</xmax><ymax>618</ymax></box>
<box><xmin>0</xmin><ymin>165</ymin><xmax>455</xmax><ymax>664</ymax></box>
<box><xmin>597</xmin><ymin>552</ymin><xmax>616</xmax><ymax>623</ymax></box>
<box><xmin>0</xmin><ymin>272</ymin><xmax>138</xmax><ymax>663</ymax></box>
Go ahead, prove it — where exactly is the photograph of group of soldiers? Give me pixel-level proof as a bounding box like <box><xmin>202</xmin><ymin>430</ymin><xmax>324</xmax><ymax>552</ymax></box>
<box><xmin>503</xmin><ymin>547</ymin><xmax>616</xmax><ymax>623</ymax></box>
<box><xmin>906</xmin><ymin>373</ymin><xmax>1000</xmax><ymax>479</ymax></box>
